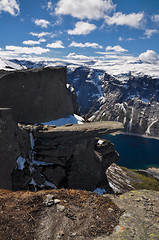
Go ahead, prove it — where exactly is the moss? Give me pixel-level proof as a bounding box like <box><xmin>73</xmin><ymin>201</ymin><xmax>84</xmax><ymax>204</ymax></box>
<box><xmin>120</xmin><ymin>166</ymin><xmax>159</xmax><ymax>191</ymax></box>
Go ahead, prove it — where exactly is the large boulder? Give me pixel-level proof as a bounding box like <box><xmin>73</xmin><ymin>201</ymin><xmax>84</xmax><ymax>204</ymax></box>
<box><xmin>0</xmin><ymin>67</ymin><xmax>74</xmax><ymax>123</ymax></box>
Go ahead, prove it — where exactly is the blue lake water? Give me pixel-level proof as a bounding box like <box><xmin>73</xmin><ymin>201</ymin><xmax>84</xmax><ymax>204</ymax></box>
<box><xmin>103</xmin><ymin>134</ymin><xmax>159</xmax><ymax>170</ymax></box>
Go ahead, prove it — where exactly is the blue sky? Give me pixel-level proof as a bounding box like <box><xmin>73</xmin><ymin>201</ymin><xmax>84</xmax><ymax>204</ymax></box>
<box><xmin>0</xmin><ymin>0</ymin><xmax>159</xmax><ymax>63</ymax></box>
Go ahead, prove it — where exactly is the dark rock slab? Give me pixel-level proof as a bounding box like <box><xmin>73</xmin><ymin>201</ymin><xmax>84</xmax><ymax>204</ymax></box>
<box><xmin>0</xmin><ymin>67</ymin><xmax>74</xmax><ymax>123</ymax></box>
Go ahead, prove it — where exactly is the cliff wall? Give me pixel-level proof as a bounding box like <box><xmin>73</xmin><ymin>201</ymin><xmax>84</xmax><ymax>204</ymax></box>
<box><xmin>0</xmin><ymin>67</ymin><xmax>74</xmax><ymax>123</ymax></box>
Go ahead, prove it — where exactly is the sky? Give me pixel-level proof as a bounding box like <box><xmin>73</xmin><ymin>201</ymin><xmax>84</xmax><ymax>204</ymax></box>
<box><xmin>0</xmin><ymin>0</ymin><xmax>159</xmax><ymax>64</ymax></box>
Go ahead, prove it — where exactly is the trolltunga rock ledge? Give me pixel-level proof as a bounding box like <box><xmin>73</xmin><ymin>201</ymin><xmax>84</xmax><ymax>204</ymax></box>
<box><xmin>34</xmin><ymin>121</ymin><xmax>123</xmax><ymax>140</ymax></box>
<box><xmin>12</xmin><ymin>121</ymin><xmax>123</xmax><ymax>192</ymax></box>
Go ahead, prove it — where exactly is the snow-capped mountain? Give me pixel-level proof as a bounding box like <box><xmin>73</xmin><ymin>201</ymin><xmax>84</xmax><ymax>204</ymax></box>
<box><xmin>1</xmin><ymin>57</ymin><xmax>159</xmax><ymax>138</ymax></box>
<box><xmin>0</xmin><ymin>57</ymin><xmax>25</xmax><ymax>71</ymax></box>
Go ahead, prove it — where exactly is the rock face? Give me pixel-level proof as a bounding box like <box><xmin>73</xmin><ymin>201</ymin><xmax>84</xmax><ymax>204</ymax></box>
<box><xmin>0</xmin><ymin>108</ymin><xmax>20</xmax><ymax>189</ymax></box>
<box><xmin>67</xmin><ymin>67</ymin><xmax>159</xmax><ymax>138</ymax></box>
<box><xmin>12</xmin><ymin>121</ymin><xmax>123</xmax><ymax>192</ymax></box>
<box><xmin>67</xmin><ymin>67</ymin><xmax>104</xmax><ymax>114</ymax></box>
<box><xmin>87</xmin><ymin>73</ymin><xmax>159</xmax><ymax>138</ymax></box>
<box><xmin>0</xmin><ymin>66</ymin><xmax>123</xmax><ymax>192</ymax></box>
<box><xmin>0</xmin><ymin>67</ymin><xmax>74</xmax><ymax>123</ymax></box>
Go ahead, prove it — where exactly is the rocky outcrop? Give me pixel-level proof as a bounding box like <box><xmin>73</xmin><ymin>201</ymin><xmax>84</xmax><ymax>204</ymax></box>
<box><xmin>0</xmin><ymin>66</ymin><xmax>123</xmax><ymax>192</ymax></box>
<box><xmin>102</xmin><ymin>190</ymin><xmax>159</xmax><ymax>240</ymax></box>
<box><xmin>0</xmin><ymin>108</ymin><xmax>20</xmax><ymax>190</ymax></box>
<box><xmin>0</xmin><ymin>67</ymin><xmax>74</xmax><ymax>123</ymax></box>
<box><xmin>12</xmin><ymin>121</ymin><xmax>123</xmax><ymax>192</ymax></box>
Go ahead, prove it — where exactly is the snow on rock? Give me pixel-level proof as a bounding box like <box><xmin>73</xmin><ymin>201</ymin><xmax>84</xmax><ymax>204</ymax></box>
<box><xmin>146</xmin><ymin>119</ymin><xmax>158</xmax><ymax>135</ymax></box>
<box><xmin>30</xmin><ymin>133</ymin><xmax>35</xmax><ymax>150</ymax></box>
<box><xmin>66</xmin><ymin>83</ymin><xmax>75</xmax><ymax>92</ymax></box>
<box><xmin>42</xmin><ymin>114</ymin><xmax>84</xmax><ymax>126</ymax></box>
<box><xmin>0</xmin><ymin>57</ymin><xmax>25</xmax><ymax>71</ymax></box>
<box><xmin>44</xmin><ymin>181</ymin><xmax>57</xmax><ymax>189</ymax></box>
<box><xmin>16</xmin><ymin>156</ymin><xmax>26</xmax><ymax>170</ymax></box>
<box><xmin>31</xmin><ymin>159</ymin><xmax>53</xmax><ymax>166</ymax></box>
<box><xmin>29</xmin><ymin>178</ymin><xmax>37</xmax><ymax>186</ymax></box>
<box><xmin>98</xmin><ymin>139</ymin><xmax>104</xmax><ymax>145</ymax></box>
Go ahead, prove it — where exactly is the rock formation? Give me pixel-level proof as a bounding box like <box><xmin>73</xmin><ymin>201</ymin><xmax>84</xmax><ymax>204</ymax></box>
<box><xmin>0</xmin><ymin>108</ymin><xmax>20</xmax><ymax>189</ymax></box>
<box><xmin>0</xmin><ymin>67</ymin><xmax>74</xmax><ymax>123</ymax></box>
<box><xmin>12</xmin><ymin>121</ymin><xmax>123</xmax><ymax>192</ymax></box>
<box><xmin>0</xmin><ymin>67</ymin><xmax>123</xmax><ymax>192</ymax></box>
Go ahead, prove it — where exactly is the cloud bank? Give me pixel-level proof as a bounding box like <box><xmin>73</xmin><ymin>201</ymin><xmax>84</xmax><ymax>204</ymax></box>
<box><xmin>5</xmin><ymin>45</ymin><xmax>50</xmax><ymax>55</ymax></box>
<box><xmin>139</xmin><ymin>50</ymin><xmax>159</xmax><ymax>63</ymax></box>
<box><xmin>106</xmin><ymin>45</ymin><xmax>128</xmax><ymax>52</ymax></box>
<box><xmin>46</xmin><ymin>40</ymin><xmax>65</xmax><ymax>48</ymax></box>
<box><xmin>55</xmin><ymin>0</ymin><xmax>115</xmax><ymax>20</ymax></box>
<box><xmin>0</xmin><ymin>0</ymin><xmax>20</xmax><ymax>16</ymax></box>
<box><xmin>69</xmin><ymin>41</ymin><xmax>102</xmax><ymax>49</ymax></box>
<box><xmin>34</xmin><ymin>19</ymin><xmax>50</xmax><ymax>28</ymax></box>
<box><xmin>105</xmin><ymin>12</ymin><xmax>144</xmax><ymax>29</ymax></box>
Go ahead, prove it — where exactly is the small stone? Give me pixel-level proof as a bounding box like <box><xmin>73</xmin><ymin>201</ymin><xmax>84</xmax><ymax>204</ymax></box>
<box><xmin>65</xmin><ymin>123</ymin><xmax>73</xmax><ymax>127</ymax></box>
<box><xmin>135</xmin><ymin>198</ymin><xmax>142</xmax><ymax>202</ymax></box>
<box><xmin>59</xmin><ymin>230</ymin><xmax>64</xmax><ymax>236</ymax></box>
<box><xmin>43</xmin><ymin>125</ymin><xmax>48</xmax><ymax>130</ymax></box>
<box><xmin>54</xmin><ymin>199</ymin><xmax>61</xmax><ymax>204</ymax></box>
<box><xmin>50</xmin><ymin>125</ymin><xmax>56</xmax><ymax>128</ymax></box>
<box><xmin>57</xmin><ymin>204</ymin><xmax>65</xmax><ymax>212</ymax></box>
<box><xmin>33</xmin><ymin>125</ymin><xmax>43</xmax><ymax>132</ymax></box>
<box><xmin>44</xmin><ymin>194</ymin><xmax>54</xmax><ymax>206</ymax></box>
<box><xmin>71</xmin><ymin>232</ymin><xmax>77</xmax><ymax>237</ymax></box>
<box><xmin>123</xmin><ymin>213</ymin><xmax>131</xmax><ymax>217</ymax></box>
<box><xmin>108</xmin><ymin>208</ymin><xmax>113</xmax><ymax>212</ymax></box>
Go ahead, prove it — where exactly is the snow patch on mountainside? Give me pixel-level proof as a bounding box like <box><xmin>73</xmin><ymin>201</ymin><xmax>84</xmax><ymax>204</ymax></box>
<box><xmin>42</xmin><ymin>114</ymin><xmax>84</xmax><ymax>126</ymax></box>
<box><xmin>0</xmin><ymin>57</ymin><xmax>25</xmax><ymax>70</ymax></box>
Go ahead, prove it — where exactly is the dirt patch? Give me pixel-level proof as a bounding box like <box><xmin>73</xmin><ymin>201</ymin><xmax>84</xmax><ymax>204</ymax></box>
<box><xmin>0</xmin><ymin>189</ymin><xmax>122</xmax><ymax>240</ymax></box>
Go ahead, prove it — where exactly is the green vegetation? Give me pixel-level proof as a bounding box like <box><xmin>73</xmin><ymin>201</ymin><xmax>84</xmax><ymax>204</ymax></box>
<box><xmin>121</xmin><ymin>166</ymin><xmax>159</xmax><ymax>191</ymax></box>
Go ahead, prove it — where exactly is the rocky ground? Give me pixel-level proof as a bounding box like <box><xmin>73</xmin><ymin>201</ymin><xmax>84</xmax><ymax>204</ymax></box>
<box><xmin>0</xmin><ymin>189</ymin><xmax>159</xmax><ymax>240</ymax></box>
<box><xmin>100</xmin><ymin>190</ymin><xmax>159</xmax><ymax>240</ymax></box>
<box><xmin>0</xmin><ymin>189</ymin><xmax>122</xmax><ymax>240</ymax></box>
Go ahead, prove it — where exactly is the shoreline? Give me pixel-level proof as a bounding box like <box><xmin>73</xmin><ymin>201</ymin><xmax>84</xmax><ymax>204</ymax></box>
<box><xmin>110</xmin><ymin>131</ymin><xmax>159</xmax><ymax>141</ymax></box>
<box><xmin>107</xmin><ymin>131</ymin><xmax>159</xmax><ymax>178</ymax></box>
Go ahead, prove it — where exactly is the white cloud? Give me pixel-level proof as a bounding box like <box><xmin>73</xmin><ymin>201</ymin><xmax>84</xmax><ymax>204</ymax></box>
<box><xmin>68</xmin><ymin>21</ymin><xmax>96</xmax><ymax>35</ymax></box>
<box><xmin>151</xmin><ymin>14</ymin><xmax>159</xmax><ymax>23</ymax></box>
<box><xmin>46</xmin><ymin>40</ymin><xmax>65</xmax><ymax>48</ymax></box>
<box><xmin>69</xmin><ymin>41</ymin><xmax>103</xmax><ymax>49</ymax></box>
<box><xmin>34</xmin><ymin>19</ymin><xmax>50</xmax><ymax>28</ymax></box>
<box><xmin>23</xmin><ymin>40</ymin><xmax>40</xmax><ymax>45</ymax></box>
<box><xmin>118</xmin><ymin>37</ymin><xmax>135</xmax><ymax>41</ymax></box>
<box><xmin>47</xmin><ymin>1</ymin><xmax>54</xmax><ymax>11</ymax></box>
<box><xmin>106</xmin><ymin>45</ymin><xmax>128</xmax><ymax>52</ymax></box>
<box><xmin>118</xmin><ymin>37</ymin><xmax>124</xmax><ymax>41</ymax></box>
<box><xmin>30</xmin><ymin>32</ymin><xmax>53</xmax><ymax>38</ymax></box>
<box><xmin>67</xmin><ymin>52</ymin><xmax>93</xmax><ymax>60</ymax></box>
<box><xmin>144</xmin><ymin>29</ymin><xmax>159</xmax><ymax>38</ymax></box>
<box><xmin>5</xmin><ymin>45</ymin><xmax>50</xmax><ymax>55</ymax></box>
<box><xmin>105</xmin><ymin>12</ymin><xmax>144</xmax><ymax>29</ymax></box>
<box><xmin>139</xmin><ymin>50</ymin><xmax>159</xmax><ymax>63</ymax></box>
<box><xmin>22</xmin><ymin>39</ymin><xmax>46</xmax><ymax>45</ymax></box>
<box><xmin>0</xmin><ymin>0</ymin><xmax>20</xmax><ymax>16</ymax></box>
<box><xmin>55</xmin><ymin>0</ymin><xmax>115</xmax><ymax>20</ymax></box>
<box><xmin>127</xmin><ymin>37</ymin><xmax>135</xmax><ymax>41</ymax></box>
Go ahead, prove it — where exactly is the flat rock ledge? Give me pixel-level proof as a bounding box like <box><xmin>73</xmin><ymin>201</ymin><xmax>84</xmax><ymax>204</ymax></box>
<box><xmin>34</xmin><ymin>121</ymin><xmax>124</xmax><ymax>140</ymax></box>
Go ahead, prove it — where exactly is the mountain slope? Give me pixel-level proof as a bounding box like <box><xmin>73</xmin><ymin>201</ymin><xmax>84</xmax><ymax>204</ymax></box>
<box><xmin>2</xmin><ymin>57</ymin><xmax>159</xmax><ymax>138</ymax></box>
